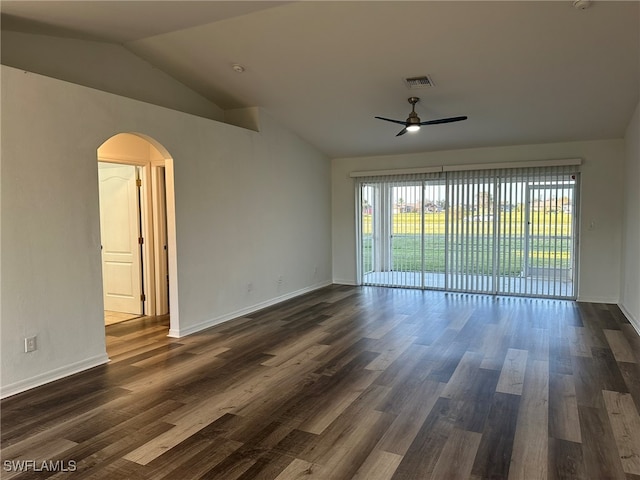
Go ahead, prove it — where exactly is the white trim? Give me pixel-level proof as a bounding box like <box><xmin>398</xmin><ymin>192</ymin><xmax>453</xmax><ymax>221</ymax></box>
<box><xmin>98</xmin><ymin>158</ymin><xmax>156</xmax><ymax>316</ymax></box>
<box><xmin>164</xmin><ymin>158</ymin><xmax>180</xmax><ymax>335</ymax></box>
<box><xmin>350</xmin><ymin>158</ymin><xmax>582</xmax><ymax>178</ymax></box>
<box><xmin>98</xmin><ymin>153</ymin><xmax>149</xmax><ymax>166</ymax></box>
<box><xmin>442</xmin><ymin>158</ymin><xmax>582</xmax><ymax>172</ymax></box>
<box><xmin>619</xmin><ymin>303</ymin><xmax>640</xmax><ymax>337</ymax></box>
<box><xmin>167</xmin><ymin>281</ymin><xmax>332</xmax><ymax>338</ymax></box>
<box><xmin>577</xmin><ymin>295</ymin><xmax>620</xmax><ymax>304</ymax></box>
<box><xmin>333</xmin><ymin>278</ymin><xmax>358</xmax><ymax>286</ymax></box>
<box><xmin>350</xmin><ymin>166</ymin><xmax>443</xmax><ymax>178</ymax></box>
<box><xmin>151</xmin><ymin>165</ymin><xmax>169</xmax><ymax>315</ymax></box>
<box><xmin>354</xmin><ymin>186</ymin><xmax>363</xmax><ymax>286</ymax></box>
<box><xmin>0</xmin><ymin>354</ymin><xmax>110</xmax><ymax>399</ymax></box>
<box><xmin>99</xmin><ymin>147</ymin><xmax>177</xmax><ymax>326</ymax></box>
<box><xmin>139</xmin><ymin>164</ymin><xmax>157</xmax><ymax>316</ymax></box>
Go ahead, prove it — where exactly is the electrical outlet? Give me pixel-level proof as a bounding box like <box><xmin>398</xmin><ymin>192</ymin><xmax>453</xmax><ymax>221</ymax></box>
<box><xmin>24</xmin><ymin>336</ymin><xmax>37</xmax><ymax>353</ymax></box>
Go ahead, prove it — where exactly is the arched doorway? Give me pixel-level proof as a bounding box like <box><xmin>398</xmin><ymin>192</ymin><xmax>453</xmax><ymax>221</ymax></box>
<box><xmin>96</xmin><ymin>133</ymin><xmax>177</xmax><ymax>331</ymax></box>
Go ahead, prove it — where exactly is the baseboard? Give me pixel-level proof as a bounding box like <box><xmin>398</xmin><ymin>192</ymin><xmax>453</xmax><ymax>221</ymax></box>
<box><xmin>168</xmin><ymin>281</ymin><xmax>333</xmax><ymax>338</ymax></box>
<box><xmin>0</xmin><ymin>353</ymin><xmax>110</xmax><ymax>399</ymax></box>
<box><xmin>576</xmin><ymin>295</ymin><xmax>619</xmax><ymax>304</ymax></box>
<box><xmin>332</xmin><ymin>278</ymin><xmax>358</xmax><ymax>286</ymax></box>
<box><xmin>619</xmin><ymin>303</ymin><xmax>640</xmax><ymax>337</ymax></box>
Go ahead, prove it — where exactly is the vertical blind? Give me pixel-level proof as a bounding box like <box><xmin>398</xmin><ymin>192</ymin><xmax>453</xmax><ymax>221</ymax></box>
<box><xmin>356</xmin><ymin>165</ymin><xmax>578</xmax><ymax>299</ymax></box>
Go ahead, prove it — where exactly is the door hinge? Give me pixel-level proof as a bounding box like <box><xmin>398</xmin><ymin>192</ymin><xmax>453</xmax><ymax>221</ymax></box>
<box><xmin>141</xmin><ymin>293</ymin><xmax>146</xmax><ymax>301</ymax></box>
<box><xmin>136</xmin><ymin>178</ymin><xmax>142</xmax><ymax>187</ymax></box>
<box><xmin>138</xmin><ymin>237</ymin><xmax>144</xmax><ymax>245</ymax></box>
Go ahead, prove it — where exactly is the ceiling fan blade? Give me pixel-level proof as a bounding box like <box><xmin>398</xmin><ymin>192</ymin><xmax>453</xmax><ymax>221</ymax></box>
<box><xmin>375</xmin><ymin>116</ymin><xmax>408</xmax><ymax>126</ymax></box>
<box><xmin>419</xmin><ymin>116</ymin><xmax>468</xmax><ymax>126</ymax></box>
<box><xmin>396</xmin><ymin>127</ymin><xmax>408</xmax><ymax>137</ymax></box>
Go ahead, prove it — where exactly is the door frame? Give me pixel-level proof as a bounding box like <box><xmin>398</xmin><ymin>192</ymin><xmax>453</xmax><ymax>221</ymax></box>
<box><xmin>97</xmin><ymin>154</ymin><xmax>167</xmax><ymax>317</ymax></box>
<box><xmin>150</xmin><ymin>160</ymin><xmax>170</xmax><ymax>315</ymax></box>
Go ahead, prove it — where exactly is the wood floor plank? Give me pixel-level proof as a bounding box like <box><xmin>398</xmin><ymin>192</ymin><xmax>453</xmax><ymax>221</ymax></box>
<box><xmin>273</xmin><ymin>458</ymin><xmax>317</xmax><ymax>479</ymax></box>
<box><xmin>604</xmin><ymin>329</ymin><xmax>638</xmax><ymax>364</ymax></box>
<box><xmin>621</xmin><ymin>325</ymin><xmax>640</xmax><ymax>363</ymax></box>
<box><xmin>261</xmin><ymin>326</ymin><xmax>330</xmax><ymax>367</ymax></box>
<box><xmin>619</xmin><ymin>362</ymin><xmax>640</xmax><ymax>415</ymax></box>
<box><xmin>365</xmin><ymin>335</ymin><xmax>416</xmax><ymax>372</ymax></box>
<box><xmin>603</xmin><ymin>390</ymin><xmax>640</xmax><ymax>475</ymax></box>
<box><xmin>373</xmin><ymin>343</ymin><xmax>431</xmax><ymax>387</ymax></box>
<box><xmin>579</xmin><ymin>404</ymin><xmax>627</xmax><ymax>479</ymax></box>
<box><xmin>297</xmin><ymin>368</ymin><xmax>380</xmax><ymax>435</ymax></box>
<box><xmin>548</xmin><ymin>438</ymin><xmax>587</xmax><ymax>480</ymax></box>
<box><xmin>508</xmin><ymin>360</ymin><xmax>549</xmax><ymax>480</ymax></box>
<box><xmin>123</xmin><ymin>397</ymin><xmax>239</xmax><ymax>465</ymax></box>
<box><xmin>297</xmin><ymin>382</ymin><xmax>393</xmax><ymax>468</ymax></box>
<box><xmin>450</xmin><ymin>367</ymin><xmax>501</xmax><ymax>434</ymax></box>
<box><xmin>496</xmin><ymin>348</ymin><xmax>528</xmax><ymax>396</ymax></box>
<box><xmin>375</xmin><ymin>380</ymin><xmax>444</xmax><ymax>456</ymax></box>
<box><xmin>2</xmin><ymin>393</ymin><xmax>140</xmax><ymax>459</ymax></box>
<box><xmin>2</xmin><ymin>285</ymin><xmax>639</xmax><ymax>480</ymax></box>
<box><xmin>478</xmin><ymin>322</ymin><xmax>509</xmax><ymax>371</ymax></box>
<box><xmin>470</xmin><ymin>392</ymin><xmax>520</xmax><ymax>480</ymax></box>
<box><xmin>234</xmin><ymin>452</ymin><xmax>295</xmax><ymax>480</ymax></box>
<box><xmin>430</xmin><ymin>428</ymin><xmax>482</xmax><ymax>480</ymax></box>
<box><xmin>0</xmin><ymin>438</ymin><xmax>78</xmax><ymax>480</ymax></box>
<box><xmin>364</xmin><ymin>314</ymin><xmax>409</xmax><ymax>340</ymax></box>
<box><xmin>390</xmin><ymin>397</ymin><xmax>455</xmax><ymax>480</ymax></box>
<box><xmin>309</xmin><ymin>409</ymin><xmax>394</xmax><ymax>479</ymax></box>
<box><xmin>155</xmin><ymin>436</ymin><xmax>244</xmax><ymax>480</ymax></box>
<box><xmin>549</xmin><ymin>373</ymin><xmax>582</xmax><ymax>443</ymax></box>
<box><xmin>440</xmin><ymin>351</ymin><xmax>484</xmax><ymax>399</ymax></box>
<box><xmin>549</xmin><ymin>336</ymin><xmax>574</xmax><ymax>375</ymax></box>
<box><xmin>592</xmin><ymin>346</ymin><xmax>632</xmax><ymax>394</ymax></box>
<box><xmin>567</xmin><ymin>326</ymin><xmax>593</xmax><ymax>358</ymax></box>
<box><xmin>61</xmin><ymin>418</ymin><xmax>176</xmax><ymax>478</ymax></box>
<box><xmin>352</xmin><ymin>449</ymin><xmax>403</xmax><ymax>480</ymax></box>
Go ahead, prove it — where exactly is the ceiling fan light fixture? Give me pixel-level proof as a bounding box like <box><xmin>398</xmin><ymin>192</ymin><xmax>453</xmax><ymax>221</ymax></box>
<box><xmin>374</xmin><ymin>96</ymin><xmax>467</xmax><ymax>137</ymax></box>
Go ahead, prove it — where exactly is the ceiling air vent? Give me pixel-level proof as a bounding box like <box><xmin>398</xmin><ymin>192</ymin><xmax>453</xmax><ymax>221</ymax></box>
<box><xmin>404</xmin><ymin>75</ymin><xmax>435</xmax><ymax>89</ymax></box>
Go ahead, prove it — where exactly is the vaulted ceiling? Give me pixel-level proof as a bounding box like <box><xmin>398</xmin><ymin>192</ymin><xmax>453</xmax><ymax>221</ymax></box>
<box><xmin>2</xmin><ymin>1</ymin><xmax>638</xmax><ymax>158</ymax></box>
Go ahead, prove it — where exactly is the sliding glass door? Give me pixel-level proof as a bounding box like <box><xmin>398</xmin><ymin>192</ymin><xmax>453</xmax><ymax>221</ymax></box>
<box><xmin>357</xmin><ymin>166</ymin><xmax>578</xmax><ymax>299</ymax></box>
<box><xmin>446</xmin><ymin>170</ymin><xmax>497</xmax><ymax>293</ymax></box>
<box><xmin>359</xmin><ymin>175</ymin><xmax>445</xmax><ymax>289</ymax></box>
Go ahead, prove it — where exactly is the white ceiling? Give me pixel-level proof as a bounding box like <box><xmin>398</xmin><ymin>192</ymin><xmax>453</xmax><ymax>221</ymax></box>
<box><xmin>2</xmin><ymin>1</ymin><xmax>639</xmax><ymax>158</ymax></box>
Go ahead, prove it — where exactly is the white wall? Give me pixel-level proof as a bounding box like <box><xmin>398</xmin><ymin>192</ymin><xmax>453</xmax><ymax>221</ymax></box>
<box><xmin>1</xmin><ymin>66</ymin><xmax>331</xmax><ymax>397</ymax></box>
<box><xmin>1</xmin><ymin>31</ymin><xmax>224</xmax><ymax>122</ymax></box>
<box><xmin>621</xmin><ymin>102</ymin><xmax>640</xmax><ymax>330</ymax></box>
<box><xmin>332</xmin><ymin>139</ymin><xmax>625</xmax><ymax>303</ymax></box>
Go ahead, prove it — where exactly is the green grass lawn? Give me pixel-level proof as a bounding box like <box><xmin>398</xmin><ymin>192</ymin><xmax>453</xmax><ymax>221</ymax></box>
<box><xmin>362</xmin><ymin>211</ymin><xmax>573</xmax><ymax>275</ymax></box>
<box><xmin>363</xmin><ymin>211</ymin><xmax>573</xmax><ymax>237</ymax></box>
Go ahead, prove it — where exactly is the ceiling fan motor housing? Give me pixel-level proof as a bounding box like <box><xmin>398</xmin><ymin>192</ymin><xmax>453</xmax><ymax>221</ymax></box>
<box><xmin>407</xmin><ymin>97</ymin><xmax>421</xmax><ymax>124</ymax></box>
<box><xmin>406</xmin><ymin>113</ymin><xmax>421</xmax><ymax>125</ymax></box>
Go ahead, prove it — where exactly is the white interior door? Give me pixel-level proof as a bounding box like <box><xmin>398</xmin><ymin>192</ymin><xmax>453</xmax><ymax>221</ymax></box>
<box><xmin>98</xmin><ymin>163</ymin><xmax>143</xmax><ymax>314</ymax></box>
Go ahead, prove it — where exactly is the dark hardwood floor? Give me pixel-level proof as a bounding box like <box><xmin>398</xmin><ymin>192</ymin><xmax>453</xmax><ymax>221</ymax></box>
<box><xmin>2</xmin><ymin>285</ymin><xmax>640</xmax><ymax>479</ymax></box>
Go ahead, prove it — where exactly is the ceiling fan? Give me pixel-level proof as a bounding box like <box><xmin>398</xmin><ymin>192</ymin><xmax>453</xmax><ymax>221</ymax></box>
<box><xmin>375</xmin><ymin>97</ymin><xmax>468</xmax><ymax>137</ymax></box>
